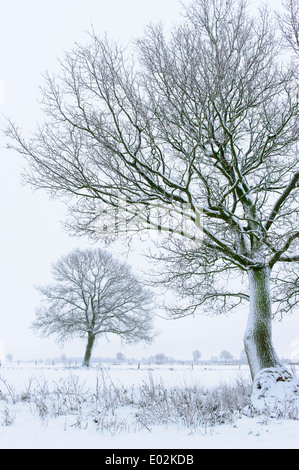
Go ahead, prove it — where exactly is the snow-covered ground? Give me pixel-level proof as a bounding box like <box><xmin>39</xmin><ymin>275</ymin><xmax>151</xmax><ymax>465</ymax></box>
<box><xmin>0</xmin><ymin>363</ymin><xmax>298</xmax><ymax>449</ymax></box>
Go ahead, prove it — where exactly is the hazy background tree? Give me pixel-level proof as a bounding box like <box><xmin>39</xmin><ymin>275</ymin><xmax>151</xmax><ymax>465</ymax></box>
<box><xmin>193</xmin><ymin>350</ymin><xmax>201</xmax><ymax>364</ymax></box>
<box><xmin>154</xmin><ymin>353</ymin><xmax>168</xmax><ymax>365</ymax></box>
<box><xmin>32</xmin><ymin>248</ymin><xmax>155</xmax><ymax>367</ymax></box>
<box><xmin>6</xmin><ymin>0</ymin><xmax>298</xmax><ymax>388</ymax></box>
<box><xmin>116</xmin><ymin>352</ymin><xmax>126</xmax><ymax>363</ymax></box>
<box><xmin>220</xmin><ymin>350</ymin><xmax>234</xmax><ymax>363</ymax></box>
<box><xmin>6</xmin><ymin>354</ymin><xmax>13</xmax><ymax>363</ymax></box>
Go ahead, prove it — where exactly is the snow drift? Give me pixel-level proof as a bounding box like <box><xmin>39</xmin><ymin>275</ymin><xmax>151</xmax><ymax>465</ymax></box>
<box><xmin>251</xmin><ymin>367</ymin><xmax>299</xmax><ymax>418</ymax></box>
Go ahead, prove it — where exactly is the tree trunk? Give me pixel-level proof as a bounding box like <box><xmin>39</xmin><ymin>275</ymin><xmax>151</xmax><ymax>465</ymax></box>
<box><xmin>83</xmin><ymin>332</ymin><xmax>95</xmax><ymax>367</ymax></box>
<box><xmin>244</xmin><ymin>266</ymin><xmax>283</xmax><ymax>379</ymax></box>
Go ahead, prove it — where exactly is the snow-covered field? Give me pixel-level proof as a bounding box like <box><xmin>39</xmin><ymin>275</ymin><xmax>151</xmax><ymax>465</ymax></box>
<box><xmin>0</xmin><ymin>362</ymin><xmax>299</xmax><ymax>449</ymax></box>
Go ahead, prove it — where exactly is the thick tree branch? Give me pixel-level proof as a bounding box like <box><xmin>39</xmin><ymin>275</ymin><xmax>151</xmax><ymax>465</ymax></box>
<box><xmin>269</xmin><ymin>232</ymin><xmax>299</xmax><ymax>267</ymax></box>
<box><xmin>264</xmin><ymin>171</ymin><xmax>299</xmax><ymax>231</ymax></box>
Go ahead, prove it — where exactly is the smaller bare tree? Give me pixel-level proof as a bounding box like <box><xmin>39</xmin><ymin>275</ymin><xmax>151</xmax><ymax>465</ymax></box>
<box><xmin>220</xmin><ymin>350</ymin><xmax>234</xmax><ymax>363</ymax></box>
<box><xmin>32</xmin><ymin>248</ymin><xmax>155</xmax><ymax>367</ymax></box>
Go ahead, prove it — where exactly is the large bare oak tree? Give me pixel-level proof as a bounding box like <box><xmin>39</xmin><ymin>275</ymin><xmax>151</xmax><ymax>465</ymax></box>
<box><xmin>6</xmin><ymin>0</ymin><xmax>299</xmax><ymax>384</ymax></box>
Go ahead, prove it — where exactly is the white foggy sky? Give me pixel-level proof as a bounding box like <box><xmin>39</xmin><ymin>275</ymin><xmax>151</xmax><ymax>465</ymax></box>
<box><xmin>1</xmin><ymin>0</ymin><xmax>298</xmax><ymax>362</ymax></box>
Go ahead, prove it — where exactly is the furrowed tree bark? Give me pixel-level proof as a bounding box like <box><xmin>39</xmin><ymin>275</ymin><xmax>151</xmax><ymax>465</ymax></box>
<box><xmin>83</xmin><ymin>332</ymin><xmax>96</xmax><ymax>368</ymax></box>
<box><xmin>244</xmin><ymin>267</ymin><xmax>283</xmax><ymax>379</ymax></box>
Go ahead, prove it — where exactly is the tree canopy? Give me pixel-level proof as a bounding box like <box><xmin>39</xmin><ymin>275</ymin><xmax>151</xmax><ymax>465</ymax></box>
<box><xmin>32</xmin><ymin>248</ymin><xmax>155</xmax><ymax>366</ymax></box>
